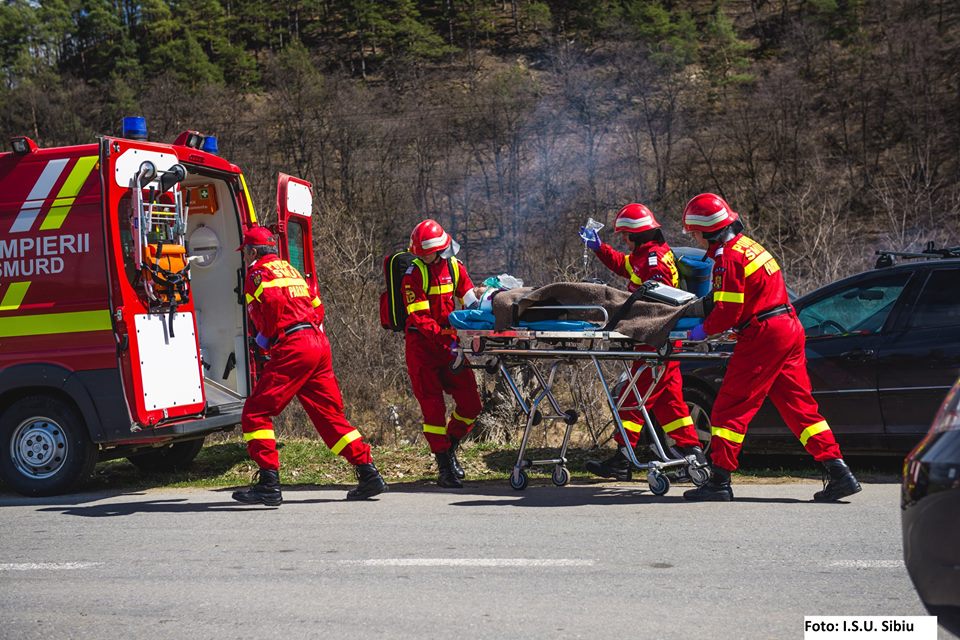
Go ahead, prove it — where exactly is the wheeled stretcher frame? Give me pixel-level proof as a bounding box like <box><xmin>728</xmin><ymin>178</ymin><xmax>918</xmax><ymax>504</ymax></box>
<box><xmin>457</xmin><ymin>307</ymin><xmax>729</xmax><ymax>495</ymax></box>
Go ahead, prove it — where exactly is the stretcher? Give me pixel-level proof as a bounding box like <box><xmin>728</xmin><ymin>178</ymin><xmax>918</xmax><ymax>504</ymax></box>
<box><xmin>455</xmin><ymin>305</ymin><xmax>730</xmax><ymax>495</ymax></box>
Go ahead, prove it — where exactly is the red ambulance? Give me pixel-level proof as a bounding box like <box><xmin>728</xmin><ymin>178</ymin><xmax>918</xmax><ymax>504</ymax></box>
<box><xmin>0</xmin><ymin>118</ymin><xmax>315</xmax><ymax>495</ymax></box>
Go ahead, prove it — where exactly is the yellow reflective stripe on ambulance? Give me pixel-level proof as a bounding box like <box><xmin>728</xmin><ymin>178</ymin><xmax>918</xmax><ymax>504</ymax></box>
<box><xmin>243</xmin><ymin>429</ymin><xmax>276</xmax><ymax>442</ymax></box>
<box><xmin>0</xmin><ymin>282</ymin><xmax>31</xmax><ymax>311</ymax></box>
<box><xmin>39</xmin><ymin>156</ymin><xmax>98</xmax><ymax>231</ymax></box>
<box><xmin>661</xmin><ymin>416</ymin><xmax>694</xmax><ymax>433</ymax></box>
<box><xmin>713</xmin><ymin>291</ymin><xmax>745</xmax><ymax>303</ymax></box>
<box><xmin>330</xmin><ymin>429</ymin><xmax>362</xmax><ymax>455</ymax></box>
<box><xmin>711</xmin><ymin>426</ymin><xmax>745</xmax><ymax>443</ymax></box>
<box><xmin>239</xmin><ymin>174</ymin><xmax>258</xmax><ymax>224</ymax></box>
<box><xmin>799</xmin><ymin>421</ymin><xmax>831</xmax><ymax>446</ymax></box>
<box><xmin>743</xmin><ymin>251</ymin><xmax>777</xmax><ymax>277</ymax></box>
<box><xmin>428</xmin><ymin>284</ymin><xmax>454</xmax><ymax>295</ymax></box>
<box><xmin>423</xmin><ymin>424</ymin><xmax>447</xmax><ymax>435</ymax></box>
<box><xmin>406</xmin><ymin>300</ymin><xmax>430</xmax><ymax>314</ymax></box>
<box><xmin>623</xmin><ymin>256</ymin><xmax>644</xmax><ymax>286</ymax></box>
<box><xmin>622</xmin><ymin>420</ymin><xmax>644</xmax><ymax>433</ymax></box>
<box><xmin>0</xmin><ymin>310</ymin><xmax>112</xmax><ymax>338</ymax></box>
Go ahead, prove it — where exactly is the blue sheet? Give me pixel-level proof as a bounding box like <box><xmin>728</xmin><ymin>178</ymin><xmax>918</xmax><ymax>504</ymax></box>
<box><xmin>448</xmin><ymin>309</ymin><xmax>596</xmax><ymax>332</ymax></box>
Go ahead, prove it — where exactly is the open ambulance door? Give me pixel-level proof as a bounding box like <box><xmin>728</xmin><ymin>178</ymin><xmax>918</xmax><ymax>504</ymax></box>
<box><xmin>273</xmin><ymin>174</ymin><xmax>316</xmax><ymax>291</ymax></box>
<box><xmin>102</xmin><ymin>137</ymin><xmax>206</xmax><ymax>429</ymax></box>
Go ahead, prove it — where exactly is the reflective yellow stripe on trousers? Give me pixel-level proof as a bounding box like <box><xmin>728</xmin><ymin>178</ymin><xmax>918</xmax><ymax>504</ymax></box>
<box><xmin>799</xmin><ymin>420</ymin><xmax>831</xmax><ymax>446</ymax></box>
<box><xmin>331</xmin><ymin>429</ymin><xmax>362</xmax><ymax>455</ymax></box>
<box><xmin>423</xmin><ymin>424</ymin><xmax>447</xmax><ymax>435</ymax></box>
<box><xmin>711</xmin><ymin>426</ymin><xmax>745</xmax><ymax>443</ymax></box>
<box><xmin>243</xmin><ymin>429</ymin><xmax>276</xmax><ymax>442</ymax></box>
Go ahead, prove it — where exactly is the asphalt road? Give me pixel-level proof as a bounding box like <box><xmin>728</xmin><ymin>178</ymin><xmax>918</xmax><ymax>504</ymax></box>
<box><xmin>0</xmin><ymin>480</ymin><xmax>955</xmax><ymax>640</ymax></box>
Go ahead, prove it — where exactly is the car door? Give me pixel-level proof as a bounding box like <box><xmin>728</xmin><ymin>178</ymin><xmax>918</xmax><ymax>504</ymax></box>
<box><xmin>877</xmin><ymin>266</ymin><xmax>960</xmax><ymax>436</ymax></box>
<box><xmin>272</xmin><ymin>174</ymin><xmax>316</xmax><ymax>292</ymax></box>
<box><xmin>751</xmin><ymin>270</ymin><xmax>913</xmax><ymax>439</ymax></box>
<box><xmin>102</xmin><ymin>137</ymin><xmax>206</xmax><ymax>428</ymax></box>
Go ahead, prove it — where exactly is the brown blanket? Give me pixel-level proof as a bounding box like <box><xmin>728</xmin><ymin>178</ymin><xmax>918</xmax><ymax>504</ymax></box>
<box><xmin>491</xmin><ymin>282</ymin><xmax>700</xmax><ymax>348</ymax></box>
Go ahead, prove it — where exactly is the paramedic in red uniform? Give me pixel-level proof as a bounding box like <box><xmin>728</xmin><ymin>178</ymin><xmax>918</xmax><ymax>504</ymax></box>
<box><xmin>402</xmin><ymin>219</ymin><xmax>482</xmax><ymax>488</ymax></box>
<box><xmin>579</xmin><ymin>203</ymin><xmax>708</xmax><ymax>480</ymax></box>
<box><xmin>233</xmin><ymin>226</ymin><xmax>387</xmax><ymax>506</ymax></box>
<box><xmin>680</xmin><ymin>193</ymin><xmax>861</xmax><ymax>502</ymax></box>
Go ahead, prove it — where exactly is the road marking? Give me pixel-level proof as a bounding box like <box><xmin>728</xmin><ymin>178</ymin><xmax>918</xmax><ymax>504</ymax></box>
<box><xmin>345</xmin><ymin>558</ymin><xmax>594</xmax><ymax>567</ymax></box>
<box><xmin>0</xmin><ymin>562</ymin><xmax>102</xmax><ymax>571</ymax></box>
<box><xmin>829</xmin><ymin>560</ymin><xmax>903</xmax><ymax>568</ymax></box>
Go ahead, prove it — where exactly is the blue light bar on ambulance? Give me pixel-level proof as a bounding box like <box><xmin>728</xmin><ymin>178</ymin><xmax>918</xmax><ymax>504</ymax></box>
<box><xmin>201</xmin><ymin>135</ymin><xmax>219</xmax><ymax>155</ymax></box>
<box><xmin>122</xmin><ymin>116</ymin><xmax>148</xmax><ymax>140</ymax></box>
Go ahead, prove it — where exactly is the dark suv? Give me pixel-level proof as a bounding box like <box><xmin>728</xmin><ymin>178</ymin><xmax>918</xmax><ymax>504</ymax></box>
<box><xmin>678</xmin><ymin>248</ymin><xmax>960</xmax><ymax>456</ymax></box>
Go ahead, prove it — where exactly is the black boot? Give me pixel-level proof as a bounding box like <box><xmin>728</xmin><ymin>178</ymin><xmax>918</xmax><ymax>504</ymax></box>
<box><xmin>813</xmin><ymin>459</ymin><xmax>862</xmax><ymax>502</ymax></box>
<box><xmin>346</xmin><ymin>463</ymin><xmax>388</xmax><ymax>500</ymax></box>
<box><xmin>435</xmin><ymin>451</ymin><xmax>463</xmax><ymax>488</ymax></box>
<box><xmin>448</xmin><ymin>437</ymin><xmax>466</xmax><ymax>480</ymax></box>
<box><xmin>232</xmin><ymin>469</ymin><xmax>282</xmax><ymax>506</ymax></box>
<box><xmin>585</xmin><ymin>448</ymin><xmax>632</xmax><ymax>481</ymax></box>
<box><xmin>683</xmin><ymin>466</ymin><xmax>733</xmax><ymax>501</ymax></box>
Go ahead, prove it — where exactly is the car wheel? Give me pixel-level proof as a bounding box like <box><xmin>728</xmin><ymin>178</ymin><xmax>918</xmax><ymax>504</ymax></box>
<box><xmin>0</xmin><ymin>396</ymin><xmax>97</xmax><ymax>496</ymax></box>
<box><xmin>681</xmin><ymin>385</ymin><xmax>715</xmax><ymax>454</ymax></box>
<box><xmin>127</xmin><ymin>438</ymin><xmax>205</xmax><ymax>473</ymax></box>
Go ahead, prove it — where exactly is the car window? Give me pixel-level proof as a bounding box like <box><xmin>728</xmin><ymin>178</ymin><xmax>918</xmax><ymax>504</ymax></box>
<box><xmin>798</xmin><ymin>272</ymin><xmax>911</xmax><ymax>337</ymax></box>
<box><xmin>908</xmin><ymin>268</ymin><xmax>960</xmax><ymax>329</ymax></box>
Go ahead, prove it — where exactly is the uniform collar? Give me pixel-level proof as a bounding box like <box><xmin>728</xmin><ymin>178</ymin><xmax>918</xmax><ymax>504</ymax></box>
<box><xmin>707</xmin><ymin>233</ymin><xmax>742</xmax><ymax>259</ymax></box>
<box><xmin>251</xmin><ymin>253</ymin><xmax>280</xmax><ymax>269</ymax></box>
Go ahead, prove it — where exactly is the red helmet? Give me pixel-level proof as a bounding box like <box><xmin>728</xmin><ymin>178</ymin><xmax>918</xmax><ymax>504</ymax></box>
<box><xmin>237</xmin><ymin>225</ymin><xmax>277</xmax><ymax>251</ymax></box>
<box><xmin>410</xmin><ymin>219</ymin><xmax>458</xmax><ymax>258</ymax></box>
<box><xmin>682</xmin><ymin>193</ymin><xmax>739</xmax><ymax>233</ymax></box>
<box><xmin>614</xmin><ymin>203</ymin><xmax>661</xmax><ymax>234</ymax></box>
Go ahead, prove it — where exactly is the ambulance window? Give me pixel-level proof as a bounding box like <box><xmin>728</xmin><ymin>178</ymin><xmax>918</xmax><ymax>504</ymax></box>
<box><xmin>287</xmin><ymin>220</ymin><xmax>306</xmax><ymax>275</ymax></box>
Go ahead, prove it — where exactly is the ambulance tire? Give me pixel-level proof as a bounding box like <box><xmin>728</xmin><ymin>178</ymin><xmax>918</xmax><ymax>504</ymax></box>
<box><xmin>127</xmin><ymin>438</ymin><xmax>205</xmax><ymax>473</ymax></box>
<box><xmin>0</xmin><ymin>395</ymin><xmax>97</xmax><ymax>496</ymax></box>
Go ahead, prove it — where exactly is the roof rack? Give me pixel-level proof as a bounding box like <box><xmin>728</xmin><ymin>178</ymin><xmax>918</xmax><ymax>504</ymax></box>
<box><xmin>875</xmin><ymin>242</ymin><xmax>960</xmax><ymax>268</ymax></box>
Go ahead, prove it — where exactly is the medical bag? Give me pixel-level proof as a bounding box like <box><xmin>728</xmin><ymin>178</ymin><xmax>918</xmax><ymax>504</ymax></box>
<box><xmin>379</xmin><ymin>251</ymin><xmax>416</xmax><ymax>331</ymax></box>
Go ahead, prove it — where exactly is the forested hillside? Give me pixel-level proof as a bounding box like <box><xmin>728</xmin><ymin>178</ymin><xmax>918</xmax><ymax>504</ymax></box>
<box><xmin>2</xmin><ymin>0</ymin><xmax>958</xmax><ymax>438</ymax></box>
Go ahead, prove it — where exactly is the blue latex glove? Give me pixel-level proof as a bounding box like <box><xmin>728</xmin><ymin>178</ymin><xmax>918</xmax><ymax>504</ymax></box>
<box><xmin>255</xmin><ymin>332</ymin><xmax>270</xmax><ymax>350</ymax></box>
<box><xmin>449</xmin><ymin>340</ymin><xmax>466</xmax><ymax>372</ymax></box>
<box><xmin>578</xmin><ymin>226</ymin><xmax>601</xmax><ymax>250</ymax></box>
<box><xmin>688</xmin><ymin>323</ymin><xmax>708</xmax><ymax>341</ymax></box>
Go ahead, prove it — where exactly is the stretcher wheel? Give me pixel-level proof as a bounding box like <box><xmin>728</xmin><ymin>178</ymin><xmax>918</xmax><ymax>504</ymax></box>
<box><xmin>530</xmin><ymin>410</ymin><xmax>543</xmax><ymax>426</ymax></box>
<box><xmin>647</xmin><ymin>471</ymin><xmax>670</xmax><ymax>496</ymax></box>
<box><xmin>551</xmin><ymin>466</ymin><xmax>570</xmax><ymax>487</ymax></box>
<box><xmin>510</xmin><ymin>469</ymin><xmax>529</xmax><ymax>491</ymax></box>
<box><xmin>689</xmin><ymin>465</ymin><xmax>711</xmax><ymax>486</ymax></box>
<box><xmin>563</xmin><ymin>410</ymin><xmax>578</xmax><ymax>425</ymax></box>
<box><xmin>484</xmin><ymin>358</ymin><xmax>500</xmax><ymax>374</ymax></box>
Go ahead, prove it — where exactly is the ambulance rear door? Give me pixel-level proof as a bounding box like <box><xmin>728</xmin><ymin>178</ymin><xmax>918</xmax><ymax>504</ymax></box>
<box><xmin>102</xmin><ymin>137</ymin><xmax>206</xmax><ymax>428</ymax></box>
<box><xmin>273</xmin><ymin>174</ymin><xmax>316</xmax><ymax>290</ymax></box>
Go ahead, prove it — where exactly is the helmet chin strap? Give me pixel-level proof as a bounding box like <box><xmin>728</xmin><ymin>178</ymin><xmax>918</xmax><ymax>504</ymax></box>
<box><xmin>706</xmin><ymin>220</ymin><xmax>743</xmax><ymax>245</ymax></box>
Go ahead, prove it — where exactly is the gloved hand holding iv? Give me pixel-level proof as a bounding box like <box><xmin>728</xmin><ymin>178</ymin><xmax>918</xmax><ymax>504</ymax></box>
<box><xmin>578</xmin><ymin>226</ymin><xmax>601</xmax><ymax>250</ymax></box>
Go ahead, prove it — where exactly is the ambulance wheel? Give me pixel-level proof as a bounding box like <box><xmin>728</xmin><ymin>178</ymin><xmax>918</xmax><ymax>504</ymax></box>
<box><xmin>510</xmin><ymin>469</ymin><xmax>529</xmax><ymax>491</ymax></box>
<box><xmin>551</xmin><ymin>466</ymin><xmax>570</xmax><ymax>487</ymax></box>
<box><xmin>0</xmin><ymin>396</ymin><xmax>97</xmax><ymax>496</ymax></box>
<box><xmin>647</xmin><ymin>471</ymin><xmax>670</xmax><ymax>496</ymax></box>
<box><xmin>127</xmin><ymin>438</ymin><xmax>205</xmax><ymax>473</ymax></box>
